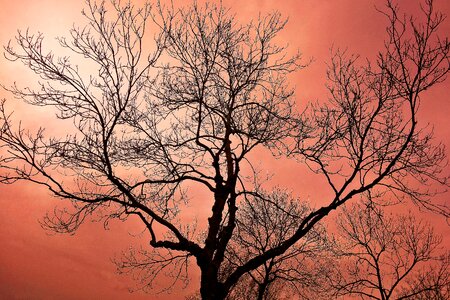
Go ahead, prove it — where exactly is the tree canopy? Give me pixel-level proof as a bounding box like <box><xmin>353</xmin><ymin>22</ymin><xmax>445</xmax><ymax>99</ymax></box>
<box><xmin>0</xmin><ymin>0</ymin><xmax>448</xmax><ymax>299</ymax></box>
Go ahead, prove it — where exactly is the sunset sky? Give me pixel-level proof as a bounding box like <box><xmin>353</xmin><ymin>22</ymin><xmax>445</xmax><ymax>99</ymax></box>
<box><xmin>0</xmin><ymin>0</ymin><xmax>449</xmax><ymax>299</ymax></box>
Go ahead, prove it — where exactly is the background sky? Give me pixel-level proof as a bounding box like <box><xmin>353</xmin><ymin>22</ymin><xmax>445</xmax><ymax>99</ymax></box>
<box><xmin>0</xmin><ymin>0</ymin><xmax>449</xmax><ymax>299</ymax></box>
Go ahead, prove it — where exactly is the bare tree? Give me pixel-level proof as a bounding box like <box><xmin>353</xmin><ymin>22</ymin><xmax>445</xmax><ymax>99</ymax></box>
<box><xmin>330</xmin><ymin>202</ymin><xmax>449</xmax><ymax>299</ymax></box>
<box><xmin>0</xmin><ymin>0</ymin><xmax>448</xmax><ymax>299</ymax></box>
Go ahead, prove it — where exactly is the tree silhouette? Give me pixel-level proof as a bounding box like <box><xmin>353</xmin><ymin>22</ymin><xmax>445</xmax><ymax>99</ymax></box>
<box><xmin>330</xmin><ymin>202</ymin><xmax>449</xmax><ymax>299</ymax></box>
<box><xmin>0</xmin><ymin>0</ymin><xmax>448</xmax><ymax>299</ymax></box>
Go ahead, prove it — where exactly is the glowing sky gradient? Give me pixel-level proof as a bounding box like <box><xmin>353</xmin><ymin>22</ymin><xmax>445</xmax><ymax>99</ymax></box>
<box><xmin>0</xmin><ymin>1</ymin><xmax>449</xmax><ymax>299</ymax></box>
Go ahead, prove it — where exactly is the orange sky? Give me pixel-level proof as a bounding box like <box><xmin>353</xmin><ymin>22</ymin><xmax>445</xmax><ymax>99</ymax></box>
<box><xmin>0</xmin><ymin>1</ymin><xmax>449</xmax><ymax>299</ymax></box>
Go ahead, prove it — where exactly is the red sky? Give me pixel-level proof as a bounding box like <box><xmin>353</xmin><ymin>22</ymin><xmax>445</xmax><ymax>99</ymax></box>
<box><xmin>0</xmin><ymin>0</ymin><xmax>449</xmax><ymax>299</ymax></box>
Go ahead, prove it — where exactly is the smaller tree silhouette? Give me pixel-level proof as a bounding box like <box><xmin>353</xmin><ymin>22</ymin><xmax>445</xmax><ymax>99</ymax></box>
<box><xmin>330</xmin><ymin>202</ymin><xmax>449</xmax><ymax>300</ymax></box>
<box><xmin>222</xmin><ymin>189</ymin><xmax>334</xmax><ymax>300</ymax></box>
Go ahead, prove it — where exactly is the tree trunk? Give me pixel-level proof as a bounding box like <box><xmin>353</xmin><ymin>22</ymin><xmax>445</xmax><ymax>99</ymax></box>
<box><xmin>199</xmin><ymin>266</ymin><xmax>227</xmax><ymax>300</ymax></box>
<box><xmin>257</xmin><ymin>282</ymin><xmax>268</xmax><ymax>300</ymax></box>
<box><xmin>200</xmin><ymin>278</ymin><xmax>226</xmax><ymax>300</ymax></box>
